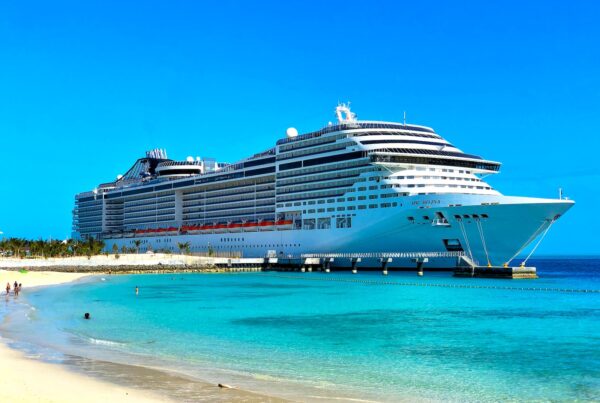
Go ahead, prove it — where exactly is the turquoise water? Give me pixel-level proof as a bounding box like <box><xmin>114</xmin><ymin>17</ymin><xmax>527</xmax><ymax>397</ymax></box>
<box><xmin>2</xmin><ymin>258</ymin><xmax>600</xmax><ymax>401</ymax></box>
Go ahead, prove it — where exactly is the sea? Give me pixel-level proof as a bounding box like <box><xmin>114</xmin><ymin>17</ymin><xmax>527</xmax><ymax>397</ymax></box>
<box><xmin>1</xmin><ymin>258</ymin><xmax>599</xmax><ymax>402</ymax></box>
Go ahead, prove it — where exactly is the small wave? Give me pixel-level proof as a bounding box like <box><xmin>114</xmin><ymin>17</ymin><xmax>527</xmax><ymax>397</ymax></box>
<box><xmin>87</xmin><ymin>337</ymin><xmax>127</xmax><ymax>347</ymax></box>
<box><xmin>307</xmin><ymin>396</ymin><xmax>381</xmax><ymax>403</ymax></box>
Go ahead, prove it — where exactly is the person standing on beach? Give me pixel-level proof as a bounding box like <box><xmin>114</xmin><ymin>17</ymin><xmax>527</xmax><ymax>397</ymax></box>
<box><xmin>5</xmin><ymin>282</ymin><xmax>10</xmax><ymax>295</ymax></box>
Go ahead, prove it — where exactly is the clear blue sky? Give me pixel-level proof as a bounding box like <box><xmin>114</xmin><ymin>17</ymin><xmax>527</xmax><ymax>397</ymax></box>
<box><xmin>0</xmin><ymin>1</ymin><xmax>598</xmax><ymax>255</ymax></box>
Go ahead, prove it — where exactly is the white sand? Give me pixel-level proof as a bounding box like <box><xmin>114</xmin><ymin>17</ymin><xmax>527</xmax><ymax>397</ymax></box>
<box><xmin>0</xmin><ymin>270</ymin><xmax>171</xmax><ymax>402</ymax></box>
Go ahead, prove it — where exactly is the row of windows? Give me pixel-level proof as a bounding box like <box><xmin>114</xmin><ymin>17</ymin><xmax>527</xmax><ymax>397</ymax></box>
<box><xmin>124</xmin><ymin>195</ymin><xmax>175</xmax><ymax>208</ymax></box>
<box><xmin>182</xmin><ymin>195</ymin><xmax>275</xmax><ymax>210</ymax></box>
<box><xmin>183</xmin><ymin>199</ymin><xmax>274</xmax><ymax>214</ymax></box>
<box><xmin>276</xmin><ymin>167</ymin><xmax>370</xmax><ymax>188</ymax></box>
<box><xmin>183</xmin><ymin>209</ymin><xmax>275</xmax><ymax>221</ymax></box>
<box><xmin>182</xmin><ymin>183</ymin><xmax>274</xmax><ymax>201</ymax></box>
<box><xmin>371</xmin><ymin>154</ymin><xmax>501</xmax><ymax>172</ymax></box>
<box><xmin>277</xmin><ymin>178</ymin><xmax>362</xmax><ymax>195</ymax></box>
<box><xmin>124</xmin><ymin>202</ymin><xmax>175</xmax><ymax>214</ymax></box>
<box><xmin>123</xmin><ymin>212</ymin><xmax>175</xmax><ymax>222</ymax></box>
<box><xmin>277</xmin><ymin>159</ymin><xmax>372</xmax><ymax>179</ymax></box>
<box><xmin>76</xmin><ymin>199</ymin><xmax>103</xmax><ymax>208</ymax></box>
<box><xmin>279</xmin><ymin>151</ymin><xmax>367</xmax><ymax>171</ymax></box>
<box><xmin>302</xmin><ymin>217</ymin><xmax>352</xmax><ymax>230</ymax></box>
<box><xmin>182</xmin><ymin>190</ymin><xmax>275</xmax><ymax>205</ymax></box>
<box><xmin>276</xmin><ymin>187</ymin><xmax>350</xmax><ymax>203</ymax></box>
<box><xmin>300</xmin><ymin>202</ymin><xmax>399</xmax><ymax>214</ymax></box>
<box><xmin>277</xmin><ymin>141</ymin><xmax>351</xmax><ymax>161</ymax></box>
<box><xmin>359</xmin><ymin>139</ymin><xmax>452</xmax><ymax>147</ymax></box>
<box><xmin>278</xmin><ymin>133</ymin><xmax>347</xmax><ymax>153</ymax></box>
<box><xmin>407</xmin><ymin>213</ymin><xmax>489</xmax><ymax>222</ymax></box>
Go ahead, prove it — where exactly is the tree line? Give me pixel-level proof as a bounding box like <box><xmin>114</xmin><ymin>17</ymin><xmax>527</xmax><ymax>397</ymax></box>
<box><xmin>0</xmin><ymin>237</ymin><xmax>106</xmax><ymax>258</ymax></box>
<box><xmin>1</xmin><ymin>238</ymin><xmax>198</xmax><ymax>259</ymax></box>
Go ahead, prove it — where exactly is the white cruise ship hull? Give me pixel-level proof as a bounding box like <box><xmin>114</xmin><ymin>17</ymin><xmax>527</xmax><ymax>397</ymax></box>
<box><xmin>106</xmin><ymin>195</ymin><xmax>573</xmax><ymax>269</ymax></box>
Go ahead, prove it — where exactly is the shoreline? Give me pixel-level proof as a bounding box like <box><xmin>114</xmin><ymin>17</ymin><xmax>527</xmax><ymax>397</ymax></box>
<box><xmin>0</xmin><ymin>270</ymin><xmax>172</xmax><ymax>402</ymax></box>
<box><xmin>0</xmin><ymin>269</ymin><xmax>284</xmax><ymax>402</ymax></box>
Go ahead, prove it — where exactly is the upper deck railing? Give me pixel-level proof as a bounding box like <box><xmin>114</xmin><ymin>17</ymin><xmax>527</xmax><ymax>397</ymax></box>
<box><xmin>276</xmin><ymin>121</ymin><xmax>436</xmax><ymax>146</ymax></box>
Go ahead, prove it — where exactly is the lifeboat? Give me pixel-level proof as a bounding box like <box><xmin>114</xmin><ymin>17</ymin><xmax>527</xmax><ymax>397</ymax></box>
<box><xmin>185</xmin><ymin>225</ymin><xmax>202</xmax><ymax>234</ymax></box>
<box><xmin>258</xmin><ymin>220</ymin><xmax>275</xmax><ymax>231</ymax></box>
<box><xmin>228</xmin><ymin>222</ymin><xmax>243</xmax><ymax>232</ymax></box>
<box><xmin>276</xmin><ymin>219</ymin><xmax>293</xmax><ymax>230</ymax></box>
<box><xmin>242</xmin><ymin>221</ymin><xmax>258</xmax><ymax>231</ymax></box>
<box><xmin>134</xmin><ymin>229</ymin><xmax>149</xmax><ymax>237</ymax></box>
<box><xmin>214</xmin><ymin>222</ymin><xmax>228</xmax><ymax>233</ymax></box>
<box><xmin>164</xmin><ymin>226</ymin><xmax>179</xmax><ymax>235</ymax></box>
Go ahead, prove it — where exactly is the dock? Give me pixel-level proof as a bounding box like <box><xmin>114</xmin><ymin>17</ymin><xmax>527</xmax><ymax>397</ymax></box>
<box><xmin>1</xmin><ymin>252</ymin><xmax>538</xmax><ymax>279</ymax></box>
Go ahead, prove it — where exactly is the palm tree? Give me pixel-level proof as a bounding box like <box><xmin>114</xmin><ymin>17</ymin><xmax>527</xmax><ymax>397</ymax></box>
<box><xmin>177</xmin><ymin>242</ymin><xmax>190</xmax><ymax>255</ymax></box>
<box><xmin>133</xmin><ymin>240</ymin><xmax>142</xmax><ymax>254</ymax></box>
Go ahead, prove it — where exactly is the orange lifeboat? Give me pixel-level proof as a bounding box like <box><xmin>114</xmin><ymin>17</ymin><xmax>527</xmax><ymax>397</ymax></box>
<box><xmin>276</xmin><ymin>219</ymin><xmax>293</xmax><ymax>230</ymax></box>
<box><xmin>258</xmin><ymin>220</ymin><xmax>275</xmax><ymax>231</ymax></box>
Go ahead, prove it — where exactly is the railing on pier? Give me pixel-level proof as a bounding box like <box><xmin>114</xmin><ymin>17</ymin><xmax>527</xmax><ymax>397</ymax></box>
<box><xmin>301</xmin><ymin>252</ymin><xmax>465</xmax><ymax>259</ymax></box>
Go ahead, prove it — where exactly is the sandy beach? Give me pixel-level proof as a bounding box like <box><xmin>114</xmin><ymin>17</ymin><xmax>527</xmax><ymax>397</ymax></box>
<box><xmin>0</xmin><ymin>270</ymin><xmax>171</xmax><ymax>402</ymax></box>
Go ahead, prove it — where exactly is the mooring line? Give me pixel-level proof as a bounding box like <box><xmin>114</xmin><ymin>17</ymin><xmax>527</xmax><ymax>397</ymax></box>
<box><xmin>257</xmin><ymin>273</ymin><xmax>600</xmax><ymax>294</ymax></box>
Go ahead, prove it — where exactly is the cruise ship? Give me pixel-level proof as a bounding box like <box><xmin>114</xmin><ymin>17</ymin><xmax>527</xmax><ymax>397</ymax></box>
<box><xmin>72</xmin><ymin>105</ymin><xmax>574</xmax><ymax>268</ymax></box>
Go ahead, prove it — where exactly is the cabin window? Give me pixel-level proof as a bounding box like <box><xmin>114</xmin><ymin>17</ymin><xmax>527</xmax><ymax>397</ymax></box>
<box><xmin>336</xmin><ymin>217</ymin><xmax>351</xmax><ymax>228</ymax></box>
<box><xmin>317</xmin><ymin>217</ymin><xmax>331</xmax><ymax>229</ymax></box>
<box><xmin>303</xmin><ymin>219</ymin><xmax>316</xmax><ymax>230</ymax></box>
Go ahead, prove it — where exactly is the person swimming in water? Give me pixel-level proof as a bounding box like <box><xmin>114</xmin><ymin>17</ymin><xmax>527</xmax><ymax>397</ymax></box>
<box><xmin>135</xmin><ymin>286</ymin><xmax>139</xmax><ymax>295</ymax></box>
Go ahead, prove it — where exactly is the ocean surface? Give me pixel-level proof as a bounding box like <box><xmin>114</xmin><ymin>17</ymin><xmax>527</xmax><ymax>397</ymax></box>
<box><xmin>1</xmin><ymin>258</ymin><xmax>599</xmax><ymax>402</ymax></box>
